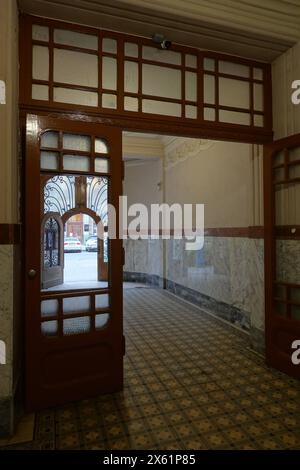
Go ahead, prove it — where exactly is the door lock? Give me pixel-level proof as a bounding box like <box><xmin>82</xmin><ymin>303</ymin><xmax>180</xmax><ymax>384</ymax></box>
<box><xmin>28</xmin><ymin>269</ymin><xmax>37</xmax><ymax>279</ymax></box>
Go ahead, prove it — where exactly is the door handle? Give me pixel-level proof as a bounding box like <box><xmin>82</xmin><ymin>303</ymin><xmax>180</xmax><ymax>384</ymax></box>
<box><xmin>28</xmin><ymin>269</ymin><xmax>37</xmax><ymax>279</ymax></box>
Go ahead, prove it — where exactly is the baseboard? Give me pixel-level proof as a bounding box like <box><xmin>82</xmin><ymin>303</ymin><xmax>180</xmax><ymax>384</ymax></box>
<box><xmin>123</xmin><ymin>271</ymin><xmax>251</xmax><ymax>332</ymax></box>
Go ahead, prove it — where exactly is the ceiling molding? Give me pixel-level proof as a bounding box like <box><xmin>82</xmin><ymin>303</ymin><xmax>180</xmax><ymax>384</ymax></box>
<box><xmin>18</xmin><ymin>0</ymin><xmax>300</xmax><ymax>61</ymax></box>
<box><xmin>164</xmin><ymin>137</ymin><xmax>216</xmax><ymax>170</ymax></box>
<box><xmin>123</xmin><ymin>135</ymin><xmax>164</xmax><ymax>160</ymax></box>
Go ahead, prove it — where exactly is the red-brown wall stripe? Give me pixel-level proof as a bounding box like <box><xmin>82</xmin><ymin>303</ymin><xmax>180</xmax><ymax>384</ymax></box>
<box><xmin>123</xmin><ymin>226</ymin><xmax>265</xmax><ymax>238</ymax></box>
<box><xmin>0</xmin><ymin>225</ymin><xmax>267</xmax><ymax>243</ymax></box>
<box><xmin>204</xmin><ymin>226</ymin><xmax>265</xmax><ymax>238</ymax></box>
<box><xmin>0</xmin><ymin>224</ymin><xmax>21</xmax><ymax>245</ymax></box>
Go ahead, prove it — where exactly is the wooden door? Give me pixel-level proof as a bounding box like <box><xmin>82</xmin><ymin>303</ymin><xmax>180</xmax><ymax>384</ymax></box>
<box><xmin>264</xmin><ymin>134</ymin><xmax>300</xmax><ymax>379</ymax></box>
<box><xmin>25</xmin><ymin>114</ymin><xmax>123</xmax><ymax>410</ymax></box>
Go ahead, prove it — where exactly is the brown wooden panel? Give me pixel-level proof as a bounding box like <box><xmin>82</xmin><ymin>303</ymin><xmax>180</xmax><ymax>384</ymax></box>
<box><xmin>0</xmin><ymin>224</ymin><xmax>21</xmax><ymax>245</ymax></box>
<box><xmin>19</xmin><ymin>14</ymin><xmax>273</xmax><ymax>145</ymax></box>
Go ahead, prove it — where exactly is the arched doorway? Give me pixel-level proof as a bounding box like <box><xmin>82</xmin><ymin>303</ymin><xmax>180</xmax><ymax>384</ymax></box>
<box><xmin>41</xmin><ymin>177</ymin><xmax>109</xmax><ymax>291</ymax></box>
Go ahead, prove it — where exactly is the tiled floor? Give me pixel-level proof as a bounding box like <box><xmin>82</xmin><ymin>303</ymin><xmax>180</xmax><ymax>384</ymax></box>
<box><xmin>3</xmin><ymin>288</ymin><xmax>300</xmax><ymax>450</ymax></box>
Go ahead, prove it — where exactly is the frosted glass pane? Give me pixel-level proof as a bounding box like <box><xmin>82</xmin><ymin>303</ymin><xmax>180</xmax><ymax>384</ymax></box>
<box><xmin>254</xmin><ymin>83</ymin><xmax>264</xmax><ymax>111</ymax></box>
<box><xmin>102</xmin><ymin>93</ymin><xmax>117</xmax><ymax>109</ymax></box>
<box><xmin>219</xmin><ymin>110</ymin><xmax>250</xmax><ymax>125</ymax></box>
<box><xmin>95</xmin><ymin>138</ymin><xmax>109</xmax><ymax>154</ymax></box>
<box><xmin>63</xmin><ymin>296</ymin><xmax>90</xmax><ymax>314</ymax></box>
<box><xmin>219</xmin><ymin>61</ymin><xmax>249</xmax><ymax>78</ymax></box>
<box><xmin>41</xmin><ymin>151</ymin><xmax>59</xmax><ymax>170</ymax></box>
<box><xmin>142</xmin><ymin>100</ymin><xmax>181</xmax><ymax>117</ymax></box>
<box><xmin>96</xmin><ymin>294</ymin><xmax>109</xmax><ymax>309</ymax></box>
<box><xmin>204</xmin><ymin>75</ymin><xmax>215</xmax><ymax>104</ymax></box>
<box><xmin>103</xmin><ymin>38</ymin><xmax>117</xmax><ymax>54</ymax></box>
<box><xmin>290</xmin><ymin>147</ymin><xmax>300</xmax><ymax>162</ymax></box>
<box><xmin>186</xmin><ymin>54</ymin><xmax>197</xmax><ymax>68</ymax></box>
<box><xmin>63</xmin><ymin>155</ymin><xmax>90</xmax><ymax>171</ymax></box>
<box><xmin>204</xmin><ymin>58</ymin><xmax>215</xmax><ymax>71</ymax></box>
<box><xmin>143</xmin><ymin>46</ymin><xmax>181</xmax><ymax>65</ymax></box>
<box><xmin>54</xmin><ymin>49</ymin><xmax>98</xmax><ymax>87</ymax></box>
<box><xmin>125</xmin><ymin>42</ymin><xmax>138</xmax><ymax>57</ymax></box>
<box><xmin>41</xmin><ymin>131</ymin><xmax>59</xmax><ymax>148</ymax></box>
<box><xmin>142</xmin><ymin>64</ymin><xmax>181</xmax><ymax>99</ymax></box>
<box><xmin>289</xmin><ymin>165</ymin><xmax>300</xmax><ymax>178</ymax></box>
<box><xmin>63</xmin><ymin>133</ymin><xmax>91</xmax><ymax>152</ymax></box>
<box><xmin>41</xmin><ymin>320</ymin><xmax>58</xmax><ymax>336</ymax></box>
<box><xmin>185</xmin><ymin>105</ymin><xmax>197</xmax><ymax>119</ymax></box>
<box><xmin>219</xmin><ymin>78</ymin><xmax>249</xmax><ymax>109</ymax></box>
<box><xmin>32</xmin><ymin>45</ymin><xmax>49</xmax><ymax>80</ymax></box>
<box><xmin>185</xmin><ymin>72</ymin><xmax>197</xmax><ymax>102</ymax></box>
<box><xmin>124</xmin><ymin>96</ymin><xmax>139</xmax><ymax>111</ymax></box>
<box><xmin>124</xmin><ymin>61</ymin><xmax>138</xmax><ymax>93</ymax></box>
<box><xmin>54</xmin><ymin>29</ymin><xmax>98</xmax><ymax>50</ymax></box>
<box><xmin>54</xmin><ymin>88</ymin><xmax>98</xmax><ymax>107</ymax></box>
<box><xmin>95</xmin><ymin>313</ymin><xmax>109</xmax><ymax>329</ymax></box>
<box><xmin>254</xmin><ymin>114</ymin><xmax>264</xmax><ymax>127</ymax></box>
<box><xmin>41</xmin><ymin>299</ymin><xmax>59</xmax><ymax>318</ymax></box>
<box><xmin>95</xmin><ymin>158</ymin><xmax>109</xmax><ymax>173</ymax></box>
<box><xmin>32</xmin><ymin>84</ymin><xmax>49</xmax><ymax>101</ymax></box>
<box><xmin>63</xmin><ymin>316</ymin><xmax>90</xmax><ymax>335</ymax></box>
<box><xmin>253</xmin><ymin>68</ymin><xmax>263</xmax><ymax>81</ymax></box>
<box><xmin>102</xmin><ymin>57</ymin><xmax>117</xmax><ymax>90</ymax></box>
<box><xmin>32</xmin><ymin>25</ymin><xmax>49</xmax><ymax>42</ymax></box>
<box><xmin>204</xmin><ymin>107</ymin><xmax>216</xmax><ymax>121</ymax></box>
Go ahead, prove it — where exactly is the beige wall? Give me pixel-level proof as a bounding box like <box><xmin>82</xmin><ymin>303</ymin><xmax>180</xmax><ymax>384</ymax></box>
<box><xmin>164</xmin><ymin>139</ymin><xmax>263</xmax><ymax>228</ymax></box>
<box><xmin>272</xmin><ymin>41</ymin><xmax>300</xmax><ymax>140</ymax></box>
<box><xmin>0</xmin><ymin>0</ymin><xmax>19</xmax><ymax>224</ymax></box>
<box><xmin>123</xmin><ymin>160</ymin><xmax>163</xmax><ymax>210</ymax></box>
<box><xmin>123</xmin><ymin>137</ymin><xmax>264</xmax><ymax>230</ymax></box>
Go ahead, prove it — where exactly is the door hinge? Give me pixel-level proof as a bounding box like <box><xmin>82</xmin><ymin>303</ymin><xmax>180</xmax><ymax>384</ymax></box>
<box><xmin>122</xmin><ymin>335</ymin><xmax>126</xmax><ymax>356</ymax></box>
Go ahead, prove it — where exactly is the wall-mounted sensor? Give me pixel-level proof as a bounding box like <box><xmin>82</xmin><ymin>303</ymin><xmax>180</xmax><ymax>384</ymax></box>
<box><xmin>152</xmin><ymin>33</ymin><xmax>172</xmax><ymax>50</ymax></box>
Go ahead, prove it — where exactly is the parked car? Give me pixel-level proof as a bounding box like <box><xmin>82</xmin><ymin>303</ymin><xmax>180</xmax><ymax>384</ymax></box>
<box><xmin>64</xmin><ymin>237</ymin><xmax>82</xmax><ymax>253</ymax></box>
<box><xmin>85</xmin><ymin>235</ymin><xmax>98</xmax><ymax>252</ymax></box>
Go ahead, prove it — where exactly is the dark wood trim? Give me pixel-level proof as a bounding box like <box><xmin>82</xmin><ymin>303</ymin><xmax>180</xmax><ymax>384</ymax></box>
<box><xmin>19</xmin><ymin>106</ymin><xmax>272</xmax><ymax>144</ymax></box>
<box><xmin>19</xmin><ymin>14</ymin><xmax>273</xmax><ymax>145</ymax></box>
<box><xmin>275</xmin><ymin>225</ymin><xmax>300</xmax><ymax>240</ymax></box>
<box><xmin>0</xmin><ymin>224</ymin><xmax>21</xmax><ymax>245</ymax></box>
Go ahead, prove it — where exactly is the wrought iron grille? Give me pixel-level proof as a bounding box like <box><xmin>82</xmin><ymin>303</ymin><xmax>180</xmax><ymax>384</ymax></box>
<box><xmin>44</xmin><ymin>217</ymin><xmax>60</xmax><ymax>268</ymax></box>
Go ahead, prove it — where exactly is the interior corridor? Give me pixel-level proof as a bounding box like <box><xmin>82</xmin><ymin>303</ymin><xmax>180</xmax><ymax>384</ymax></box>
<box><xmin>2</xmin><ymin>288</ymin><xmax>300</xmax><ymax>450</ymax></box>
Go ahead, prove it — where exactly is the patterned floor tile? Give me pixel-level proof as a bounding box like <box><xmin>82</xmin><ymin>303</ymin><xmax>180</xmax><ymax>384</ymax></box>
<box><xmin>2</xmin><ymin>288</ymin><xmax>300</xmax><ymax>450</ymax></box>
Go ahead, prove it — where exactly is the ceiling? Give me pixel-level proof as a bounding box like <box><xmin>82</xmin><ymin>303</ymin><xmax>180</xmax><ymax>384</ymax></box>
<box><xmin>18</xmin><ymin>0</ymin><xmax>300</xmax><ymax>62</ymax></box>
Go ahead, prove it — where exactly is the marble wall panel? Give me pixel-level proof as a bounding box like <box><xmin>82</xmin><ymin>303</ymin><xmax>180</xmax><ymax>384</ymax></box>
<box><xmin>0</xmin><ymin>245</ymin><xmax>14</xmax><ymax>399</ymax></box>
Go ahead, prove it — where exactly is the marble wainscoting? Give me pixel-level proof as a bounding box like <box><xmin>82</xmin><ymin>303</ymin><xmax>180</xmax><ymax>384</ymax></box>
<box><xmin>166</xmin><ymin>237</ymin><xmax>265</xmax><ymax>350</ymax></box>
<box><xmin>123</xmin><ymin>239</ymin><xmax>164</xmax><ymax>287</ymax></box>
<box><xmin>0</xmin><ymin>245</ymin><xmax>14</xmax><ymax>436</ymax></box>
<box><xmin>123</xmin><ymin>236</ymin><xmax>266</xmax><ymax>353</ymax></box>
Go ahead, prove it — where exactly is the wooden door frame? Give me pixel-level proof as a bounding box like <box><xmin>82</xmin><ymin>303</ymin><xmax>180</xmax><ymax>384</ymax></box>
<box><xmin>264</xmin><ymin>133</ymin><xmax>300</xmax><ymax>378</ymax></box>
